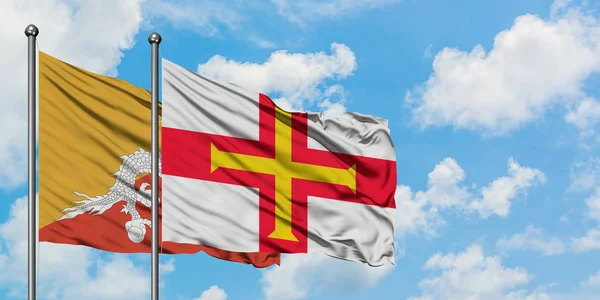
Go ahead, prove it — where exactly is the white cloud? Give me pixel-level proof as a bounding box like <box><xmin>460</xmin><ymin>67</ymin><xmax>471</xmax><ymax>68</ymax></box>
<box><xmin>143</xmin><ymin>0</ymin><xmax>243</xmax><ymax>37</ymax></box>
<box><xmin>61</xmin><ymin>255</ymin><xmax>150</xmax><ymax>300</ymax></box>
<box><xmin>316</xmin><ymin>84</ymin><xmax>349</xmax><ymax>115</ymax></box>
<box><xmin>571</xmin><ymin>228</ymin><xmax>600</xmax><ymax>252</ymax></box>
<box><xmin>582</xmin><ymin>270</ymin><xmax>600</xmax><ymax>289</ymax></box>
<box><xmin>0</xmin><ymin>0</ymin><xmax>145</xmax><ymax>189</ymax></box>
<box><xmin>272</xmin><ymin>0</ymin><xmax>401</xmax><ymax>25</ymax></box>
<box><xmin>565</xmin><ymin>97</ymin><xmax>600</xmax><ymax>135</ymax></box>
<box><xmin>406</xmin><ymin>3</ymin><xmax>600</xmax><ymax>136</ymax></box>
<box><xmin>144</xmin><ymin>0</ymin><xmax>401</xmax><ymax>37</ymax></box>
<box><xmin>394</xmin><ymin>157</ymin><xmax>468</xmax><ymax>238</ymax></box>
<box><xmin>410</xmin><ymin>241</ymin><xmax>600</xmax><ymax>300</ymax></box>
<box><xmin>585</xmin><ymin>188</ymin><xmax>600</xmax><ymax>222</ymax></box>
<box><xmin>409</xmin><ymin>244</ymin><xmax>546</xmax><ymax>300</ymax></box>
<box><xmin>496</xmin><ymin>225</ymin><xmax>566</xmax><ymax>256</ymax></box>
<box><xmin>318</xmin><ymin>99</ymin><xmax>347</xmax><ymax>116</ymax></box>
<box><xmin>197</xmin><ymin>42</ymin><xmax>356</xmax><ymax>112</ymax></box>
<box><xmin>524</xmin><ymin>270</ymin><xmax>600</xmax><ymax>299</ymax></box>
<box><xmin>423</xmin><ymin>157</ymin><xmax>471</xmax><ymax>209</ymax></box>
<box><xmin>570</xmin><ymin>185</ymin><xmax>600</xmax><ymax>253</ymax></box>
<box><xmin>160</xmin><ymin>257</ymin><xmax>176</xmax><ymax>274</ymax></box>
<box><xmin>394</xmin><ymin>185</ymin><xmax>444</xmax><ymax>238</ymax></box>
<box><xmin>194</xmin><ymin>285</ymin><xmax>228</xmax><ymax>300</ymax></box>
<box><xmin>504</xmin><ymin>290</ymin><xmax>553</xmax><ymax>300</ymax></box>
<box><xmin>0</xmin><ymin>196</ymin><xmax>158</xmax><ymax>299</ymax></box>
<box><xmin>571</xmin><ymin>185</ymin><xmax>600</xmax><ymax>253</ymax></box>
<box><xmin>569</xmin><ymin>157</ymin><xmax>600</xmax><ymax>192</ymax></box>
<box><xmin>423</xmin><ymin>44</ymin><xmax>434</xmax><ymax>58</ymax></box>
<box><xmin>395</xmin><ymin>157</ymin><xmax>544</xmax><ymax>238</ymax></box>
<box><xmin>469</xmin><ymin>158</ymin><xmax>546</xmax><ymax>219</ymax></box>
<box><xmin>248</xmin><ymin>35</ymin><xmax>277</xmax><ymax>49</ymax></box>
<box><xmin>142</xmin><ymin>0</ymin><xmax>396</xmax><ymax>46</ymax></box>
<box><xmin>260</xmin><ymin>252</ymin><xmax>394</xmax><ymax>300</ymax></box>
<box><xmin>550</xmin><ymin>0</ymin><xmax>574</xmax><ymax>17</ymax></box>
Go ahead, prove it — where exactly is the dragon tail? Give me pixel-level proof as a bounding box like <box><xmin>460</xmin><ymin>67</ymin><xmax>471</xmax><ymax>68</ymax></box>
<box><xmin>57</xmin><ymin>191</ymin><xmax>121</xmax><ymax>221</ymax></box>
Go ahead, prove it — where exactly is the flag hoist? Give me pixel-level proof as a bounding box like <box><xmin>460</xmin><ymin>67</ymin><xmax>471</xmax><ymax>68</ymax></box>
<box><xmin>148</xmin><ymin>31</ymin><xmax>162</xmax><ymax>300</ymax></box>
<box><xmin>25</xmin><ymin>23</ymin><xmax>39</xmax><ymax>300</ymax></box>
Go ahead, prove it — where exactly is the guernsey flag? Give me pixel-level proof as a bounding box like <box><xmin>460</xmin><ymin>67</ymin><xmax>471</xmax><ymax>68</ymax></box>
<box><xmin>161</xmin><ymin>59</ymin><xmax>397</xmax><ymax>266</ymax></box>
<box><xmin>37</xmin><ymin>52</ymin><xmax>279</xmax><ymax>267</ymax></box>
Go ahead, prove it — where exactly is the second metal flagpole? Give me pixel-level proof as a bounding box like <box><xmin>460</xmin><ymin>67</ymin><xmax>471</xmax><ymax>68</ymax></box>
<box><xmin>149</xmin><ymin>32</ymin><xmax>162</xmax><ymax>300</ymax></box>
<box><xmin>25</xmin><ymin>24</ymin><xmax>39</xmax><ymax>300</ymax></box>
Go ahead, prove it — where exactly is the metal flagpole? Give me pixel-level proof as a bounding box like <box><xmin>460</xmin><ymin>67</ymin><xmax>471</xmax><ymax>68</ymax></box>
<box><xmin>148</xmin><ymin>32</ymin><xmax>162</xmax><ymax>300</ymax></box>
<box><xmin>25</xmin><ymin>24</ymin><xmax>39</xmax><ymax>300</ymax></box>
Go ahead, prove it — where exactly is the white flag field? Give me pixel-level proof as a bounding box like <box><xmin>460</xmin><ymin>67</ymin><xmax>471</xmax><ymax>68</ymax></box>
<box><xmin>160</xmin><ymin>58</ymin><xmax>397</xmax><ymax>267</ymax></box>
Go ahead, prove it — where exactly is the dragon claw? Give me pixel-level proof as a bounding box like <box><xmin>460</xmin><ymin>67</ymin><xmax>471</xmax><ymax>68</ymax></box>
<box><xmin>125</xmin><ymin>219</ymin><xmax>151</xmax><ymax>243</ymax></box>
<box><xmin>136</xmin><ymin>182</ymin><xmax>160</xmax><ymax>207</ymax></box>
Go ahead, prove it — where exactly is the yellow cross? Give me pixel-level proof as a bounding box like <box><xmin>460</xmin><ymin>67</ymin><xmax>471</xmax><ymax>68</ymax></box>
<box><xmin>210</xmin><ymin>107</ymin><xmax>356</xmax><ymax>242</ymax></box>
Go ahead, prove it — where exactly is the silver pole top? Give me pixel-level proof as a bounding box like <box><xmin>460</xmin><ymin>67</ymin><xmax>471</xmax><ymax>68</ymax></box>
<box><xmin>24</xmin><ymin>24</ymin><xmax>39</xmax><ymax>37</ymax></box>
<box><xmin>148</xmin><ymin>32</ymin><xmax>162</xmax><ymax>44</ymax></box>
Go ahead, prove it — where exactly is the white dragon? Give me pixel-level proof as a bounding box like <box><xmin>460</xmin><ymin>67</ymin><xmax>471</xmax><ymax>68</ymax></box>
<box><xmin>58</xmin><ymin>147</ymin><xmax>161</xmax><ymax>244</ymax></box>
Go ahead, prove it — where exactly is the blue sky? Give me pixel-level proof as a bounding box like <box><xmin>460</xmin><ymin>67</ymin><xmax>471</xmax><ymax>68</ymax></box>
<box><xmin>1</xmin><ymin>0</ymin><xmax>600</xmax><ymax>299</ymax></box>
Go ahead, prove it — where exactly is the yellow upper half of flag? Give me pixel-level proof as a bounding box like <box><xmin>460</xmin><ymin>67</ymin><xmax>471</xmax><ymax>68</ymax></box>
<box><xmin>38</xmin><ymin>51</ymin><xmax>161</xmax><ymax>228</ymax></box>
